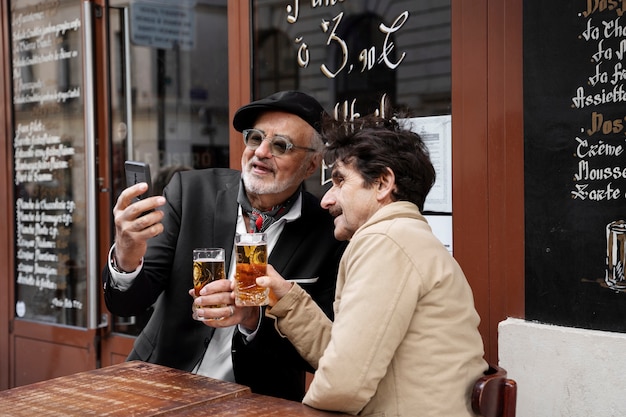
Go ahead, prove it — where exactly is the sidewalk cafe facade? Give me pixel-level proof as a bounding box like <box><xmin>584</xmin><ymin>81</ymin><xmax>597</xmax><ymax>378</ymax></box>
<box><xmin>1</xmin><ymin>1</ymin><xmax>625</xmax><ymax>416</ymax></box>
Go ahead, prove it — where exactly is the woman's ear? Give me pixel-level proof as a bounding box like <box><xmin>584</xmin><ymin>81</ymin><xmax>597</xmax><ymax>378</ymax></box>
<box><xmin>376</xmin><ymin>167</ymin><xmax>396</xmax><ymax>202</ymax></box>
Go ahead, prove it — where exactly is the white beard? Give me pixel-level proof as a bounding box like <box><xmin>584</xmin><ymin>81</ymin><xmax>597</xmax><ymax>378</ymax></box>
<box><xmin>242</xmin><ymin>159</ymin><xmax>308</xmax><ymax>195</ymax></box>
<box><xmin>242</xmin><ymin>169</ymin><xmax>283</xmax><ymax>195</ymax></box>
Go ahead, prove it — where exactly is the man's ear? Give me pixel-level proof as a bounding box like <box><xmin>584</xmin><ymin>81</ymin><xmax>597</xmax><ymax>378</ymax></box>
<box><xmin>376</xmin><ymin>167</ymin><xmax>396</xmax><ymax>202</ymax></box>
<box><xmin>304</xmin><ymin>152</ymin><xmax>322</xmax><ymax>177</ymax></box>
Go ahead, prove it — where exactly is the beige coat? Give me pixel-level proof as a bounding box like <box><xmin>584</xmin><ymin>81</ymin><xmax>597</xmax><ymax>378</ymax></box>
<box><xmin>267</xmin><ymin>202</ymin><xmax>487</xmax><ymax>416</ymax></box>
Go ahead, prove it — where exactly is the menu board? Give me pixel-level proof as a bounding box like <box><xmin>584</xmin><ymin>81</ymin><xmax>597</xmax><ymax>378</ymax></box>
<box><xmin>11</xmin><ymin>0</ymin><xmax>88</xmax><ymax>326</ymax></box>
<box><xmin>524</xmin><ymin>1</ymin><xmax>626</xmax><ymax>331</ymax></box>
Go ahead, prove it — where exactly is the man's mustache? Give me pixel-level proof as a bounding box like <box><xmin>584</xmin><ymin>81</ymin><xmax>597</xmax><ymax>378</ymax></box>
<box><xmin>247</xmin><ymin>156</ymin><xmax>275</xmax><ymax>171</ymax></box>
<box><xmin>328</xmin><ymin>207</ymin><xmax>342</xmax><ymax>217</ymax></box>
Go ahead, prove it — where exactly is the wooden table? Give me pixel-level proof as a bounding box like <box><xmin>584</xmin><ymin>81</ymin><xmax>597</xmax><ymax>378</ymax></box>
<box><xmin>0</xmin><ymin>361</ymin><xmax>350</xmax><ymax>416</ymax></box>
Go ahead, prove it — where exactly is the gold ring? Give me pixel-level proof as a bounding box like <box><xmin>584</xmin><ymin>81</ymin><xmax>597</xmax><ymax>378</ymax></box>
<box><xmin>229</xmin><ymin>305</ymin><xmax>235</xmax><ymax>317</ymax></box>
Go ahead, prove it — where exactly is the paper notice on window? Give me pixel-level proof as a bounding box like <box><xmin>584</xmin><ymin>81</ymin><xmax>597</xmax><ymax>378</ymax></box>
<box><xmin>401</xmin><ymin>115</ymin><xmax>452</xmax><ymax>213</ymax></box>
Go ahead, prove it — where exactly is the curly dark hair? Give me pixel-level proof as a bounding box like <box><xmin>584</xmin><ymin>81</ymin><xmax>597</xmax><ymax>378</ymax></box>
<box><xmin>322</xmin><ymin>111</ymin><xmax>436</xmax><ymax>211</ymax></box>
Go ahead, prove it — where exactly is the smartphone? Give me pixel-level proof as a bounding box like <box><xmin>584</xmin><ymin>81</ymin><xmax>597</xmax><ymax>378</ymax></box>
<box><xmin>125</xmin><ymin>160</ymin><xmax>153</xmax><ymax>207</ymax></box>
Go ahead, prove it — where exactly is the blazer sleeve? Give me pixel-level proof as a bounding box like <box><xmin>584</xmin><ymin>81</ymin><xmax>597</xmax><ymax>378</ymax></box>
<box><xmin>102</xmin><ymin>185</ymin><xmax>182</xmax><ymax>317</ymax></box>
<box><xmin>103</xmin><ymin>168</ymin><xmax>240</xmax><ymax>317</ymax></box>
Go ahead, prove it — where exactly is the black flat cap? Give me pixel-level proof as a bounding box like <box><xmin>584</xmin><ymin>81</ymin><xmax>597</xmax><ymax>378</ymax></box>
<box><xmin>233</xmin><ymin>90</ymin><xmax>326</xmax><ymax>133</ymax></box>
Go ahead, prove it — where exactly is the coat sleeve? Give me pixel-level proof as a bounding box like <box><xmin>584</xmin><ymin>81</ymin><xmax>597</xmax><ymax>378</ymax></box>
<box><xmin>303</xmin><ymin>233</ymin><xmax>421</xmax><ymax>415</ymax></box>
<box><xmin>265</xmin><ymin>283</ymin><xmax>333</xmax><ymax>369</ymax></box>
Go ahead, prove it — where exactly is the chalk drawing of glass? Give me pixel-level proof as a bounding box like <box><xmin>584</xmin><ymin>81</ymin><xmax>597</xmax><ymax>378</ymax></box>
<box><xmin>605</xmin><ymin>220</ymin><xmax>626</xmax><ymax>291</ymax></box>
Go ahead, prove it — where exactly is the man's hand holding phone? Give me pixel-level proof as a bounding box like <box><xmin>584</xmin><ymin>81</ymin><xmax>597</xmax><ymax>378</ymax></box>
<box><xmin>112</xmin><ymin>166</ymin><xmax>167</xmax><ymax>273</ymax></box>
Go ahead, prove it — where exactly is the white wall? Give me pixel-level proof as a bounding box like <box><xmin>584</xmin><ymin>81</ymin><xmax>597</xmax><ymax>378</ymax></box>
<box><xmin>498</xmin><ymin>318</ymin><xmax>626</xmax><ymax>417</ymax></box>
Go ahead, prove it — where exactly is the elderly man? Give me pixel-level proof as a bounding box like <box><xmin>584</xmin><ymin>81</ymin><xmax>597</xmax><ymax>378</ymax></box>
<box><xmin>103</xmin><ymin>91</ymin><xmax>345</xmax><ymax>401</ymax></box>
<box><xmin>257</xmin><ymin>111</ymin><xmax>488</xmax><ymax>416</ymax></box>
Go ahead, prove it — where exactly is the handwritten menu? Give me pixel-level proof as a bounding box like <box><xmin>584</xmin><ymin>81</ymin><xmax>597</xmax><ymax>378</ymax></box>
<box><xmin>11</xmin><ymin>0</ymin><xmax>87</xmax><ymax>326</ymax></box>
<box><xmin>571</xmin><ymin>3</ymin><xmax>626</xmax><ymax>202</ymax></box>
<box><xmin>524</xmin><ymin>1</ymin><xmax>626</xmax><ymax>332</ymax></box>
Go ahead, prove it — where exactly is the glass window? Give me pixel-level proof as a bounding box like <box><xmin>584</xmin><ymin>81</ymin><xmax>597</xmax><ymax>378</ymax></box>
<box><xmin>11</xmin><ymin>0</ymin><xmax>89</xmax><ymax>327</ymax></box>
<box><xmin>256</xmin><ymin>28</ymin><xmax>299</xmax><ymax>97</ymax></box>
<box><xmin>251</xmin><ymin>1</ymin><xmax>451</xmax><ymax>196</ymax></box>
<box><xmin>108</xmin><ymin>0</ymin><xmax>230</xmax><ymax>335</ymax></box>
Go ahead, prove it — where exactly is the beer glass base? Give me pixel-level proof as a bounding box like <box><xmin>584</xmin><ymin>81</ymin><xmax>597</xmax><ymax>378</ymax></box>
<box><xmin>604</xmin><ymin>279</ymin><xmax>626</xmax><ymax>291</ymax></box>
<box><xmin>235</xmin><ymin>295</ymin><xmax>269</xmax><ymax>307</ymax></box>
<box><xmin>193</xmin><ymin>314</ymin><xmax>226</xmax><ymax>322</ymax></box>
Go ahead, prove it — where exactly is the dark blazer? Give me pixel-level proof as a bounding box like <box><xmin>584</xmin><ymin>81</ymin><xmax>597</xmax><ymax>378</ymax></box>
<box><xmin>103</xmin><ymin>168</ymin><xmax>344</xmax><ymax>401</ymax></box>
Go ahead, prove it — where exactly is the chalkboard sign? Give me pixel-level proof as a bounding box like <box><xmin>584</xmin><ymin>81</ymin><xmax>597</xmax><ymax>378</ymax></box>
<box><xmin>524</xmin><ymin>1</ymin><xmax>626</xmax><ymax>332</ymax></box>
<box><xmin>11</xmin><ymin>0</ymin><xmax>88</xmax><ymax>327</ymax></box>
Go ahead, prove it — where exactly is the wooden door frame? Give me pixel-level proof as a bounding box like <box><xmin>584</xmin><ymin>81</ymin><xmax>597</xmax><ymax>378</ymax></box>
<box><xmin>227</xmin><ymin>0</ymin><xmax>250</xmax><ymax>171</ymax></box>
<box><xmin>451</xmin><ymin>0</ymin><xmax>525</xmax><ymax>363</ymax></box>
<box><xmin>92</xmin><ymin>0</ymin><xmax>139</xmax><ymax>366</ymax></box>
<box><xmin>0</xmin><ymin>0</ymin><xmax>13</xmax><ymax>391</ymax></box>
<box><xmin>96</xmin><ymin>0</ymin><xmax>254</xmax><ymax>366</ymax></box>
<box><xmin>2</xmin><ymin>0</ymin><xmax>106</xmax><ymax>387</ymax></box>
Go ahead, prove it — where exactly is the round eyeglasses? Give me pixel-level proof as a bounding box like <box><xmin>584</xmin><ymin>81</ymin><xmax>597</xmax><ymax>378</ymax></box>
<box><xmin>242</xmin><ymin>129</ymin><xmax>317</xmax><ymax>156</ymax></box>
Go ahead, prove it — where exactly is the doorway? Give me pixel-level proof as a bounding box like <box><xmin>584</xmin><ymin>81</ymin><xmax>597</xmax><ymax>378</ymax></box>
<box><xmin>7</xmin><ymin>0</ymin><xmax>230</xmax><ymax>385</ymax></box>
<box><xmin>100</xmin><ymin>0</ymin><xmax>230</xmax><ymax>366</ymax></box>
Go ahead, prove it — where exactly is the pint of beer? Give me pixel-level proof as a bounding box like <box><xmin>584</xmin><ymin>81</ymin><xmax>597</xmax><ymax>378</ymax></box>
<box><xmin>234</xmin><ymin>233</ymin><xmax>269</xmax><ymax>306</ymax></box>
<box><xmin>192</xmin><ymin>248</ymin><xmax>226</xmax><ymax>318</ymax></box>
<box><xmin>605</xmin><ymin>220</ymin><xmax>626</xmax><ymax>291</ymax></box>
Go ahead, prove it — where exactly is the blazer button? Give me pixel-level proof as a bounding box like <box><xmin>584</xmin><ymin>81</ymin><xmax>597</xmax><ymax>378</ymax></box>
<box><xmin>204</xmin><ymin>337</ymin><xmax>210</xmax><ymax>348</ymax></box>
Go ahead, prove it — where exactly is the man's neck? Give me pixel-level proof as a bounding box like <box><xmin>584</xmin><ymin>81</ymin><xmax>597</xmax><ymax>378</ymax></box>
<box><xmin>246</xmin><ymin>190</ymin><xmax>297</xmax><ymax>212</ymax></box>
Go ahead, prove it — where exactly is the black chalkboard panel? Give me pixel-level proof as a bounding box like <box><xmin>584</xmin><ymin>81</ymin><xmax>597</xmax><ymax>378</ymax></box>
<box><xmin>524</xmin><ymin>1</ymin><xmax>626</xmax><ymax>332</ymax></box>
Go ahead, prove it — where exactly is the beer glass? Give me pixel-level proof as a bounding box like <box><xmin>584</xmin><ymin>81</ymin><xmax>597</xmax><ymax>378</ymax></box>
<box><xmin>605</xmin><ymin>220</ymin><xmax>626</xmax><ymax>291</ymax></box>
<box><xmin>192</xmin><ymin>248</ymin><xmax>226</xmax><ymax>320</ymax></box>
<box><xmin>234</xmin><ymin>233</ymin><xmax>269</xmax><ymax>306</ymax></box>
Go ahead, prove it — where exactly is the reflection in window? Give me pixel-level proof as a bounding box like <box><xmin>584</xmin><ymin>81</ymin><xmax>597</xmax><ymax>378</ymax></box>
<box><xmin>255</xmin><ymin>29</ymin><xmax>298</xmax><ymax>99</ymax></box>
<box><xmin>107</xmin><ymin>1</ymin><xmax>230</xmax><ymax>336</ymax></box>
<box><xmin>334</xmin><ymin>13</ymin><xmax>397</xmax><ymax>114</ymax></box>
<box><xmin>250</xmin><ymin>1</ymin><xmax>451</xmax><ymax>195</ymax></box>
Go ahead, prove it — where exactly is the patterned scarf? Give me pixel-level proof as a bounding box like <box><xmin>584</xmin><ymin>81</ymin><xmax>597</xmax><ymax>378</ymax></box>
<box><xmin>237</xmin><ymin>181</ymin><xmax>301</xmax><ymax>233</ymax></box>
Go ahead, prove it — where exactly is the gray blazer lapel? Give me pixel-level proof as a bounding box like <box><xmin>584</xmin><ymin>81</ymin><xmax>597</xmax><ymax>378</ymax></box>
<box><xmin>269</xmin><ymin>201</ymin><xmax>309</xmax><ymax>273</ymax></box>
<box><xmin>214</xmin><ymin>179</ymin><xmax>240</xmax><ymax>273</ymax></box>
